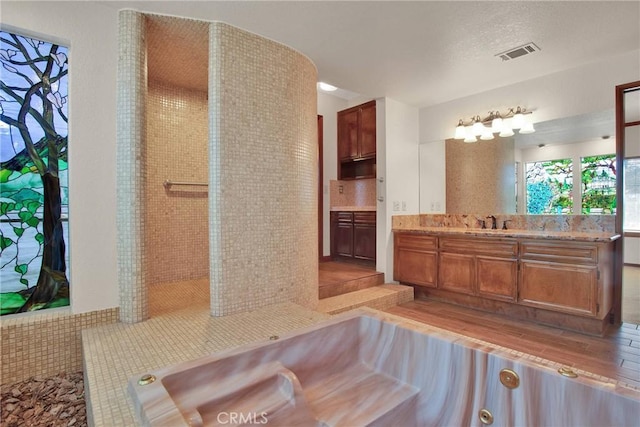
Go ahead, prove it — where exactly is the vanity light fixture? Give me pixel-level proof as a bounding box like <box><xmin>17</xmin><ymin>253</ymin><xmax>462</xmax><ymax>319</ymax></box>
<box><xmin>454</xmin><ymin>106</ymin><xmax>535</xmax><ymax>142</ymax></box>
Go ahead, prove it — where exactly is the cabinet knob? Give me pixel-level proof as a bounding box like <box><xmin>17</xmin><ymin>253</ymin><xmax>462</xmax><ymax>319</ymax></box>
<box><xmin>377</xmin><ymin>196</ymin><xmax>384</xmax><ymax>202</ymax></box>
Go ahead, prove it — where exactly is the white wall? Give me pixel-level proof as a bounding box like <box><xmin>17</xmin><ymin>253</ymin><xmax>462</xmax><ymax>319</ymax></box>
<box><xmin>378</xmin><ymin>98</ymin><xmax>420</xmax><ymax>282</ymax></box>
<box><xmin>317</xmin><ymin>92</ymin><xmax>348</xmax><ymax>257</ymax></box>
<box><xmin>3</xmin><ymin>2</ymin><xmax>119</xmax><ymax>314</ymax></box>
<box><xmin>419</xmin><ymin>140</ymin><xmax>446</xmax><ymax>213</ymax></box>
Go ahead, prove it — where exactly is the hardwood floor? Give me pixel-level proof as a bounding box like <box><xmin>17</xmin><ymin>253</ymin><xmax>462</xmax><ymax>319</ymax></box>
<box><xmin>385</xmin><ymin>299</ymin><xmax>640</xmax><ymax>388</ymax></box>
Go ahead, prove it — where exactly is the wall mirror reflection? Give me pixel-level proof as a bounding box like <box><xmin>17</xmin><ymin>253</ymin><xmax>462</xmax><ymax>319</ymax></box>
<box><xmin>419</xmin><ymin>109</ymin><xmax>617</xmax><ymax>216</ymax></box>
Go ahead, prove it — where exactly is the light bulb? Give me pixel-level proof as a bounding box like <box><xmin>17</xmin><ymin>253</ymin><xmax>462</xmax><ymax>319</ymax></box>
<box><xmin>511</xmin><ymin>107</ymin><xmax>524</xmax><ymax>129</ymax></box>
<box><xmin>464</xmin><ymin>135</ymin><xmax>477</xmax><ymax>143</ymax></box>
<box><xmin>317</xmin><ymin>82</ymin><xmax>337</xmax><ymax>92</ymax></box>
<box><xmin>480</xmin><ymin>127</ymin><xmax>494</xmax><ymax>140</ymax></box>
<box><xmin>464</xmin><ymin>126</ymin><xmax>477</xmax><ymax>143</ymax></box>
<box><xmin>472</xmin><ymin>117</ymin><xmax>484</xmax><ymax>136</ymax></box>
<box><xmin>491</xmin><ymin>116</ymin><xmax>503</xmax><ymax>133</ymax></box>
<box><xmin>454</xmin><ymin>120</ymin><xmax>466</xmax><ymax>139</ymax></box>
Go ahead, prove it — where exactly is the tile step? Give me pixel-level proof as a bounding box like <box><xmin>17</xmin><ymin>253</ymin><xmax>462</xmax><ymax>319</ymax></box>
<box><xmin>319</xmin><ymin>272</ymin><xmax>384</xmax><ymax>299</ymax></box>
<box><xmin>317</xmin><ymin>284</ymin><xmax>414</xmax><ymax>315</ymax></box>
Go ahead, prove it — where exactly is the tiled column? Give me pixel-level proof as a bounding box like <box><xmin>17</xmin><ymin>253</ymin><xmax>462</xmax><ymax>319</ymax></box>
<box><xmin>208</xmin><ymin>22</ymin><xmax>319</xmax><ymax>316</ymax></box>
<box><xmin>116</xmin><ymin>10</ymin><xmax>148</xmax><ymax>323</ymax></box>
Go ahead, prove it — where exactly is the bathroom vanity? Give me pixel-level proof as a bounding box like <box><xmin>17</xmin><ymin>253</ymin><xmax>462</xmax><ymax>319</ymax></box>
<box><xmin>393</xmin><ymin>227</ymin><xmax>618</xmax><ymax>335</ymax></box>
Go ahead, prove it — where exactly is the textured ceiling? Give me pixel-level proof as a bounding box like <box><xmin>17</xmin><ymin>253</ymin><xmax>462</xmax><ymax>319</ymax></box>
<box><xmin>106</xmin><ymin>1</ymin><xmax>640</xmax><ymax>108</ymax></box>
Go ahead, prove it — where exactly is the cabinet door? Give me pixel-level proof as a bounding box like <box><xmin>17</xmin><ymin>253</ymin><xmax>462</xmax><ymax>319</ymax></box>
<box><xmin>395</xmin><ymin>248</ymin><xmax>438</xmax><ymax>288</ymax></box>
<box><xmin>353</xmin><ymin>212</ymin><xmax>376</xmax><ymax>261</ymax></box>
<box><xmin>353</xmin><ymin>223</ymin><xmax>376</xmax><ymax>261</ymax></box>
<box><xmin>334</xmin><ymin>222</ymin><xmax>353</xmax><ymax>257</ymax></box>
<box><xmin>359</xmin><ymin>102</ymin><xmax>376</xmax><ymax>158</ymax></box>
<box><xmin>394</xmin><ymin>234</ymin><xmax>437</xmax><ymax>287</ymax></box>
<box><xmin>338</xmin><ymin>109</ymin><xmax>359</xmax><ymax>161</ymax></box>
<box><xmin>519</xmin><ymin>260</ymin><xmax>598</xmax><ymax>316</ymax></box>
<box><xmin>439</xmin><ymin>252</ymin><xmax>475</xmax><ymax>294</ymax></box>
<box><xmin>476</xmin><ymin>256</ymin><xmax>517</xmax><ymax>302</ymax></box>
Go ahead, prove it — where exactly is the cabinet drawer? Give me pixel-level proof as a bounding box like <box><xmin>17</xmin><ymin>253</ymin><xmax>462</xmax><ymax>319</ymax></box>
<box><xmin>354</xmin><ymin>211</ymin><xmax>376</xmax><ymax>224</ymax></box>
<box><xmin>333</xmin><ymin>212</ymin><xmax>354</xmax><ymax>223</ymax></box>
<box><xmin>521</xmin><ymin>241</ymin><xmax>597</xmax><ymax>264</ymax></box>
<box><xmin>395</xmin><ymin>234</ymin><xmax>437</xmax><ymax>251</ymax></box>
<box><xmin>440</xmin><ymin>237</ymin><xmax>517</xmax><ymax>257</ymax></box>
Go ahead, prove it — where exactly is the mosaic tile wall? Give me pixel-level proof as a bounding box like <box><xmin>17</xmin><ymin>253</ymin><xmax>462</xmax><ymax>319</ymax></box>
<box><xmin>330</xmin><ymin>178</ymin><xmax>377</xmax><ymax>207</ymax></box>
<box><xmin>0</xmin><ymin>308</ymin><xmax>118</xmax><ymax>385</ymax></box>
<box><xmin>208</xmin><ymin>22</ymin><xmax>319</xmax><ymax>316</ymax></box>
<box><xmin>446</xmin><ymin>137</ymin><xmax>516</xmax><ymax>214</ymax></box>
<box><xmin>116</xmin><ymin>10</ymin><xmax>148</xmax><ymax>323</ymax></box>
<box><xmin>145</xmin><ymin>82</ymin><xmax>209</xmax><ymax>285</ymax></box>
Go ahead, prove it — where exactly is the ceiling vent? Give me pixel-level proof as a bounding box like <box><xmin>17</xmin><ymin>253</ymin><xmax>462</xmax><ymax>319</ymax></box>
<box><xmin>495</xmin><ymin>42</ymin><xmax>541</xmax><ymax>61</ymax></box>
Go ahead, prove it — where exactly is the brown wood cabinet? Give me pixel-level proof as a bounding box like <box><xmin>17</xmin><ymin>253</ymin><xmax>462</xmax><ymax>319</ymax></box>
<box><xmin>331</xmin><ymin>211</ymin><xmax>376</xmax><ymax>264</ymax></box>
<box><xmin>393</xmin><ymin>234</ymin><xmax>437</xmax><ymax>288</ymax></box>
<box><xmin>518</xmin><ymin>240</ymin><xmax>607</xmax><ymax>317</ymax></box>
<box><xmin>337</xmin><ymin>101</ymin><xmax>376</xmax><ymax>180</ymax></box>
<box><xmin>393</xmin><ymin>231</ymin><xmax>615</xmax><ymax>335</ymax></box>
<box><xmin>438</xmin><ymin>237</ymin><xmax>517</xmax><ymax>301</ymax></box>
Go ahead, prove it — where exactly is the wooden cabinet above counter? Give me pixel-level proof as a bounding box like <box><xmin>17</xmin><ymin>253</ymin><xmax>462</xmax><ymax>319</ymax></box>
<box><xmin>393</xmin><ymin>230</ymin><xmax>616</xmax><ymax>335</ymax></box>
<box><xmin>337</xmin><ymin>100</ymin><xmax>376</xmax><ymax>180</ymax></box>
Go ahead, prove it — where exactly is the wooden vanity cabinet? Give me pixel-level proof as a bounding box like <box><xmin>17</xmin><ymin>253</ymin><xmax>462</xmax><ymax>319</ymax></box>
<box><xmin>337</xmin><ymin>100</ymin><xmax>376</xmax><ymax>180</ymax></box>
<box><xmin>394</xmin><ymin>233</ymin><xmax>438</xmax><ymax>288</ymax></box>
<box><xmin>518</xmin><ymin>240</ymin><xmax>608</xmax><ymax>317</ymax></box>
<box><xmin>393</xmin><ymin>230</ymin><xmax>615</xmax><ymax>335</ymax></box>
<box><xmin>331</xmin><ymin>211</ymin><xmax>376</xmax><ymax>264</ymax></box>
<box><xmin>439</xmin><ymin>237</ymin><xmax>518</xmax><ymax>302</ymax></box>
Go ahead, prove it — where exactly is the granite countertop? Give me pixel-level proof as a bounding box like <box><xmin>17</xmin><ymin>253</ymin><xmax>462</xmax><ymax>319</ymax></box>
<box><xmin>392</xmin><ymin>226</ymin><xmax>620</xmax><ymax>243</ymax></box>
<box><xmin>331</xmin><ymin>206</ymin><xmax>377</xmax><ymax>212</ymax></box>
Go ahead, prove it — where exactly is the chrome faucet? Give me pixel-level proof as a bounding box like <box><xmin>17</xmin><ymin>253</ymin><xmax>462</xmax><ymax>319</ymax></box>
<box><xmin>486</xmin><ymin>215</ymin><xmax>497</xmax><ymax>230</ymax></box>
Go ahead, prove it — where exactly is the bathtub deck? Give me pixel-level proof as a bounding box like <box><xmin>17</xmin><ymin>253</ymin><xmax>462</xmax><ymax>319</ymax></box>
<box><xmin>82</xmin><ymin>303</ymin><xmax>331</xmax><ymax>427</ymax></box>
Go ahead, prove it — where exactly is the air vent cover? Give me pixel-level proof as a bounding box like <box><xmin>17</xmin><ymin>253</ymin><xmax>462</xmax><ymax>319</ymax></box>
<box><xmin>496</xmin><ymin>42</ymin><xmax>541</xmax><ymax>61</ymax></box>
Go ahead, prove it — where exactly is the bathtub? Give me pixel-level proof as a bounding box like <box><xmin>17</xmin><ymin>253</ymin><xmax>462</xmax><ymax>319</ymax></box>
<box><xmin>129</xmin><ymin>308</ymin><xmax>640</xmax><ymax>426</ymax></box>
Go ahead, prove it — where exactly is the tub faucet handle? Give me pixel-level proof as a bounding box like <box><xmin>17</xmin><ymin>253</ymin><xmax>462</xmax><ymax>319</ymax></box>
<box><xmin>478</xmin><ymin>219</ymin><xmax>487</xmax><ymax>229</ymax></box>
<box><xmin>502</xmin><ymin>220</ymin><xmax>511</xmax><ymax>230</ymax></box>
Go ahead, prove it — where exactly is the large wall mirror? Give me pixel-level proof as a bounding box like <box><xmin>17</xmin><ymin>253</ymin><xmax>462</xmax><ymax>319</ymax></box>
<box><xmin>419</xmin><ymin>109</ymin><xmax>617</xmax><ymax>215</ymax></box>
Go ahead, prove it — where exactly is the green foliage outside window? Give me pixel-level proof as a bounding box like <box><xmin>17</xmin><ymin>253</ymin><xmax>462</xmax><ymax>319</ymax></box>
<box><xmin>581</xmin><ymin>155</ymin><xmax>616</xmax><ymax>214</ymax></box>
<box><xmin>526</xmin><ymin>159</ymin><xmax>573</xmax><ymax>214</ymax></box>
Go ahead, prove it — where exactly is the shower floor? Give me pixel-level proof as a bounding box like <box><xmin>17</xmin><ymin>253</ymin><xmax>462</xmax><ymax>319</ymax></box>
<box><xmin>149</xmin><ymin>278</ymin><xmax>209</xmax><ymax>317</ymax></box>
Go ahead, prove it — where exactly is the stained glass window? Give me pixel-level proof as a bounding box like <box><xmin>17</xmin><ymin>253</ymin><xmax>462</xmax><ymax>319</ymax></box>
<box><xmin>0</xmin><ymin>30</ymin><xmax>69</xmax><ymax>315</ymax></box>
<box><xmin>581</xmin><ymin>154</ymin><xmax>616</xmax><ymax>214</ymax></box>
<box><xmin>525</xmin><ymin>159</ymin><xmax>574</xmax><ymax>214</ymax></box>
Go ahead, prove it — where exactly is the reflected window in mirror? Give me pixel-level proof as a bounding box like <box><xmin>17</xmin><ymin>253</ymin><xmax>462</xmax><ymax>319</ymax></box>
<box><xmin>581</xmin><ymin>154</ymin><xmax>617</xmax><ymax>214</ymax></box>
<box><xmin>525</xmin><ymin>153</ymin><xmax>618</xmax><ymax>215</ymax></box>
<box><xmin>526</xmin><ymin>158</ymin><xmax>574</xmax><ymax>214</ymax></box>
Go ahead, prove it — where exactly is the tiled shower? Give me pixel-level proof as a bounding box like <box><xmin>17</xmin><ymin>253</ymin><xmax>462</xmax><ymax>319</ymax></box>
<box><xmin>117</xmin><ymin>11</ymin><xmax>320</xmax><ymax>323</ymax></box>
